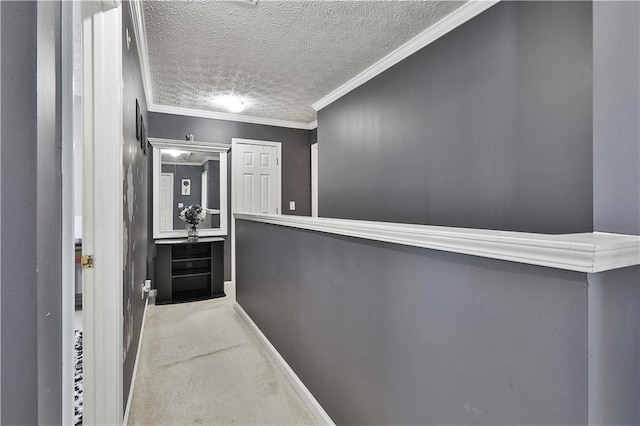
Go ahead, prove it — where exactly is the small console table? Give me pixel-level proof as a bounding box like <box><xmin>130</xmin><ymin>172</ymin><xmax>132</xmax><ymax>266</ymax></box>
<box><xmin>154</xmin><ymin>237</ymin><xmax>225</xmax><ymax>304</ymax></box>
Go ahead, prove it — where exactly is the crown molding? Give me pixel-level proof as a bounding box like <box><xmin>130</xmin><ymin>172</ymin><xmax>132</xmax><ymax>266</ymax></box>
<box><xmin>149</xmin><ymin>103</ymin><xmax>316</xmax><ymax>130</ymax></box>
<box><xmin>309</xmin><ymin>120</ymin><xmax>318</xmax><ymax>130</ymax></box>
<box><xmin>234</xmin><ymin>214</ymin><xmax>640</xmax><ymax>274</ymax></box>
<box><xmin>128</xmin><ymin>0</ymin><xmax>153</xmax><ymax>108</ymax></box>
<box><xmin>312</xmin><ymin>0</ymin><xmax>500</xmax><ymax>112</ymax></box>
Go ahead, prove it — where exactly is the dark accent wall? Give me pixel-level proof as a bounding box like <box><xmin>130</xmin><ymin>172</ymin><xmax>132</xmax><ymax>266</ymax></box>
<box><xmin>1</xmin><ymin>1</ymin><xmax>63</xmax><ymax>424</ymax></box>
<box><xmin>236</xmin><ymin>220</ymin><xmax>589</xmax><ymax>425</ymax></box>
<box><xmin>593</xmin><ymin>1</ymin><xmax>640</xmax><ymax>235</ymax></box>
<box><xmin>587</xmin><ymin>266</ymin><xmax>640</xmax><ymax>425</ymax></box>
<box><xmin>122</xmin><ymin>2</ymin><xmax>149</xmax><ymax>410</ymax></box>
<box><xmin>149</xmin><ymin>112</ymin><xmax>313</xmax><ymax>281</ymax></box>
<box><xmin>317</xmin><ymin>1</ymin><xmax>593</xmax><ymax>234</ymax></box>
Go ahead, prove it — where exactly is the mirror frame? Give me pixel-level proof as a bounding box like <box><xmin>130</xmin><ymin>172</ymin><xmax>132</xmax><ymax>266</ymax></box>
<box><xmin>149</xmin><ymin>137</ymin><xmax>231</xmax><ymax>240</ymax></box>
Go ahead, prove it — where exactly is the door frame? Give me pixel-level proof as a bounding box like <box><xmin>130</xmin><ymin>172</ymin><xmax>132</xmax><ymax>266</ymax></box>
<box><xmin>61</xmin><ymin>1</ymin><xmax>76</xmax><ymax>423</ymax></box>
<box><xmin>80</xmin><ymin>2</ymin><xmax>124</xmax><ymax>424</ymax></box>
<box><xmin>311</xmin><ymin>143</ymin><xmax>318</xmax><ymax>217</ymax></box>
<box><xmin>231</xmin><ymin>138</ymin><xmax>282</xmax><ymax>287</ymax></box>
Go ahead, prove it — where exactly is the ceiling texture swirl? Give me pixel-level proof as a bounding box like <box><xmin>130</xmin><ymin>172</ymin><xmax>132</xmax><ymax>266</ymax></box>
<box><xmin>143</xmin><ymin>0</ymin><xmax>466</xmax><ymax>125</ymax></box>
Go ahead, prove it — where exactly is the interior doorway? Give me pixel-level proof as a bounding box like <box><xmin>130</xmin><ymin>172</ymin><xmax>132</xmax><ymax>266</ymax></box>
<box><xmin>61</xmin><ymin>2</ymin><xmax>125</xmax><ymax>425</ymax></box>
<box><xmin>230</xmin><ymin>138</ymin><xmax>282</xmax><ymax>286</ymax></box>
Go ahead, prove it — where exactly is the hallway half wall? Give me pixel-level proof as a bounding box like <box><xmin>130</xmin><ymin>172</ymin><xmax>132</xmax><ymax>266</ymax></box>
<box><xmin>235</xmin><ymin>217</ymin><xmax>640</xmax><ymax>425</ymax></box>
<box><xmin>235</xmin><ymin>219</ymin><xmax>591</xmax><ymax>425</ymax></box>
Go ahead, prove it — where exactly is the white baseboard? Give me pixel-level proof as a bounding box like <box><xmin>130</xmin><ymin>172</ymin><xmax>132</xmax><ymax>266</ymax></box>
<box><xmin>234</xmin><ymin>302</ymin><xmax>334</xmax><ymax>426</ymax></box>
<box><xmin>123</xmin><ymin>297</ymin><xmax>149</xmax><ymax>425</ymax></box>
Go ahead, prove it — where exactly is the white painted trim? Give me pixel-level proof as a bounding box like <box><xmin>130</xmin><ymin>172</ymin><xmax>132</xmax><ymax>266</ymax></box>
<box><xmin>148</xmin><ymin>137</ymin><xmax>231</xmax><ymax>153</ymax></box>
<box><xmin>309</xmin><ymin>120</ymin><xmax>317</xmax><ymax>130</ymax></box>
<box><xmin>150</xmin><ymin>104</ymin><xmax>315</xmax><ymax>130</ymax></box>
<box><xmin>128</xmin><ymin>0</ymin><xmax>152</xmax><ymax>107</ymax></box>
<box><xmin>231</xmin><ymin>138</ymin><xmax>283</xmax><ymax>286</ymax></box>
<box><xmin>162</xmin><ymin>161</ymin><xmax>205</xmax><ymax>167</ymax></box>
<box><xmin>82</xmin><ymin>3</ymin><xmax>124</xmax><ymax>424</ymax></box>
<box><xmin>234</xmin><ymin>302</ymin><xmax>334</xmax><ymax>426</ymax></box>
<box><xmin>123</xmin><ymin>297</ymin><xmax>149</xmax><ymax>426</ymax></box>
<box><xmin>234</xmin><ymin>214</ymin><xmax>640</xmax><ymax>274</ymax></box>
<box><xmin>312</xmin><ymin>0</ymin><xmax>500</xmax><ymax>111</ymax></box>
<box><xmin>61</xmin><ymin>2</ymin><xmax>76</xmax><ymax>424</ymax></box>
<box><xmin>311</xmin><ymin>143</ymin><xmax>318</xmax><ymax>218</ymax></box>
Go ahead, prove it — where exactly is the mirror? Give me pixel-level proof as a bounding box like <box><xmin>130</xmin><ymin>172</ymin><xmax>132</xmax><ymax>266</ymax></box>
<box><xmin>150</xmin><ymin>138</ymin><xmax>230</xmax><ymax>239</ymax></box>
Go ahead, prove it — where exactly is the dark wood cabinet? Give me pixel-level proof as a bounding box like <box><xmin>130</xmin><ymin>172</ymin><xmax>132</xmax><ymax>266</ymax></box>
<box><xmin>155</xmin><ymin>238</ymin><xmax>225</xmax><ymax>304</ymax></box>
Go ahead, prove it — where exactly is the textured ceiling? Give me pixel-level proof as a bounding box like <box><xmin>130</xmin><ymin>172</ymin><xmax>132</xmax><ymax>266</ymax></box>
<box><xmin>143</xmin><ymin>1</ymin><xmax>466</xmax><ymax>123</ymax></box>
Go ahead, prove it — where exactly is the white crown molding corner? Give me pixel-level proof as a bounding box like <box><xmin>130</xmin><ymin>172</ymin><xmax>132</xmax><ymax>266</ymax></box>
<box><xmin>312</xmin><ymin>0</ymin><xmax>500</xmax><ymax>112</ymax></box>
<box><xmin>310</xmin><ymin>120</ymin><xmax>318</xmax><ymax>130</ymax></box>
<box><xmin>149</xmin><ymin>103</ymin><xmax>315</xmax><ymax>130</ymax></box>
<box><xmin>128</xmin><ymin>0</ymin><xmax>153</xmax><ymax>108</ymax></box>
<box><xmin>234</xmin><ymin>302</ymin><xmax>335</xmax><ymax>426</ymax></box>
<box><xmin>233</xmin><ymin>214</ymin><xmax>640</xmax><ymax>274</ymax></box>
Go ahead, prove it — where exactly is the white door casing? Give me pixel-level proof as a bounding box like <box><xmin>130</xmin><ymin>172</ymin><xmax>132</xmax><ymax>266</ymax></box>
<box><xmin>311</xmin><ymin>143</ymin><xmax>318</xmax><ymax>217</ymax></box>
<box><xmin>231</xmin><ymin>138</ymin><xmax>282</xmax><ymax>286</ymax></box>
<box><xmin>159</xmin><ymin>173</ymin><xmax>174</xmax><ymax>231</ymax></box>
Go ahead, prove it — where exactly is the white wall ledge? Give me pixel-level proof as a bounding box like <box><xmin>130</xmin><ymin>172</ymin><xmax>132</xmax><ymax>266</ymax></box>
<box><xmin>234</xmin><ymin>213</ymin><xmax>640</xmax><ymax>273</ymax></box>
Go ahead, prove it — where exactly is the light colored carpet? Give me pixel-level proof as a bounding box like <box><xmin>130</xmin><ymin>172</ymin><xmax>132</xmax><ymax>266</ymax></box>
<box><xmin>127</xmin><ymin>297</ymin><xmax>319</xmax><ymax>426</ymax></box>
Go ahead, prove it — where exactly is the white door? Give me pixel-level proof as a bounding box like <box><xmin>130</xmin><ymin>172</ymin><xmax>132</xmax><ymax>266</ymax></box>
<box><xmin>235</xmin><ymin>143</ymin><xmax>279</xmax><ymax>214</ymax></box>
<box><xmin>81</xmin><ymin>2</ymin><xmax>124</xmax><ymax>424</ymax></box>
<box><xmin>159</xmin><ymin>173</ymin><xmax>174</xmax><ymax>231</ymax></box>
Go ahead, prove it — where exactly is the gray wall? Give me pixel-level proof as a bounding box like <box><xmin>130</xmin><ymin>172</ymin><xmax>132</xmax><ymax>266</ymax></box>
<box><xmin>236</xmin><ymin>219</ymin><xmax>589</xmax><ymax>425</ymax></box>
<box><xmin>593</xmin><ymin>1</ymin><xmax>640</xmax><ymax>235</ymax></box>
<box><xmin>149</xmin><ymin>112</ymin><xmax>314</xmax><ymax>281</ymax></box>
<box><xmin>317</xmin><ymin>1</ymin><xmax>593</xmax><ymax>234</ymax></box>
<box><xmin>1</xmin><ymin>1</ymin><xmax>63</xmax><ymax>424</ymax></box>
<box><xmin>122</xmin><ymin>2</ymin><xmax>149</xmax><ymax>410</ymax></box>
<box><xmin>587</xmin><ymin>266</ymin><xmax>640</xmax><ymax>425</ymax></box>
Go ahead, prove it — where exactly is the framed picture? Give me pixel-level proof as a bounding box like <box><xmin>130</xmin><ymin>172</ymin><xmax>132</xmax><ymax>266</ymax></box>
<box><xmin>181</xmin><ymin>179</ymin><xmax>191</xmax><ymax>195</ymax></box>
<box><xmin>135</xmin><ymin>99</ymin><xmax>141</xmax><ymax>141</ymax></box>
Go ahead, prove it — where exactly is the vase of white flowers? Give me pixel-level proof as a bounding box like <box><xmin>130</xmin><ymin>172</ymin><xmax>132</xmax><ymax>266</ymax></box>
<box><xmin>178</xmin><ymin>204</ymin><xmax>207</xmax><ymax>242</ymax></box>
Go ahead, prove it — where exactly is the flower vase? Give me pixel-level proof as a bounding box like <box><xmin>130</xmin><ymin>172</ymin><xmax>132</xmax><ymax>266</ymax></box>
<box><xmin>186</xmin><ymin>223</ymin><xmax>198</xmax><ymax>242</ymax></box>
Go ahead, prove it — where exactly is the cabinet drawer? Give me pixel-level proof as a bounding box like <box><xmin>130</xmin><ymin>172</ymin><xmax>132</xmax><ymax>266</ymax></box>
<box><xmin>172</xmin><ymin>274</ymin><xmax>210</xmax><ymax>293</ymax></box>
<box><xmin>172</xmin><ymin>242</ymin><xmax>211</xmax><ymax>260</ymax></box>
<box><xmin>172</xmin><ymin>259</ymin><xmax>211</xmax><ymax>276</ymax></box>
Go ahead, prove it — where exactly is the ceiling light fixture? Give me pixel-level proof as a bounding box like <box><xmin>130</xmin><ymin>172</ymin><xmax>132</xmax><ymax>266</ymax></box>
<box><xmin>214</xmin><ymin>95</ymin><xmax>246</xmax><ymax>113</ymax></box>
<box><xmin>164</xmin><ymin>149</ymin><xmax>184</xmax><ymax>158</ymax></box>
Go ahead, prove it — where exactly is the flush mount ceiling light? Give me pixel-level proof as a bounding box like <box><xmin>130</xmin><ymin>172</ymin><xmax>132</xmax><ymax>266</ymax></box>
<box><xmin>213</xmin><ymin>95</ymin><xmax>246</xmax><ymax>113</ymax></box>
<box><xmin>164</xmin><ymin>149</ymin><xmax>185</xmax><ymax>157</ymax></box>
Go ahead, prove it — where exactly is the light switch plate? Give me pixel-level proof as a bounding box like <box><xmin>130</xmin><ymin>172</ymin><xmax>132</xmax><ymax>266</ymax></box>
<box><xmin>289</xmin><ymin>201</ymin><xmax>296</xmax><ymax>210</ymax></box>
<box><xmin>178</xmin><ymin>202</ymin><xmax>184</xmax><ymax>208</ymax></box>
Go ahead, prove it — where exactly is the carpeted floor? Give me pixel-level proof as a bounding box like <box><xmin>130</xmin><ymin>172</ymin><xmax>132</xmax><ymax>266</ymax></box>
<box><xmin>127</xmin><ymin>296</ymin><xmax>319</xmax><ymax>425</ymax></box>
